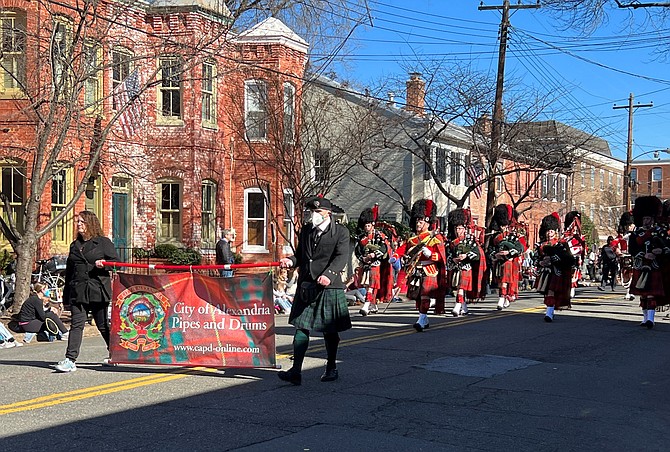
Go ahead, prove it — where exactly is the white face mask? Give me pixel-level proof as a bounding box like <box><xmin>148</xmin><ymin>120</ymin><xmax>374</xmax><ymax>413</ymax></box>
<box><xmin>311</xmin><ymin>211</ymin><xmax>325</xmax><ymax>226</ymax></box>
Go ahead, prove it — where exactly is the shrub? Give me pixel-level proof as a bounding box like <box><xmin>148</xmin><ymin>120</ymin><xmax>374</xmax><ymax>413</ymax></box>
<box><xmin>132</xmin><ymin>248</ymin><xmax>152</xmax><ymax>260</ymax></box>
<box><xmin>167</xmin><ymin>248</ymin><xmax>202</xmax><ymax>265</ymax></box>
<box><xmin>154</xmin><ymin>243</ymin><xmax>179</xmax><ymax>259</ymax></box>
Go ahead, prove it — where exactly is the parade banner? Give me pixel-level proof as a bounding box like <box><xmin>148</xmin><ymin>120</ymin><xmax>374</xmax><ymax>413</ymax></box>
<box><xmin>109</xmin><ymin>272</ymin><xmax>275</xmax><ymax>368</ymax></box>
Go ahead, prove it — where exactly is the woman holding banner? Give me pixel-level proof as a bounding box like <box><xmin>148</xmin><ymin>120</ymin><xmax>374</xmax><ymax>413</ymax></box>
<box><xmin>54</xmin><ymin>211</ymin><xmax>119</xmax><ymax>373</ymax></box>
<box><xmin>277</xmin><ymin>195</ymin><xmax>351</xmax><ymax>385</ymax></box>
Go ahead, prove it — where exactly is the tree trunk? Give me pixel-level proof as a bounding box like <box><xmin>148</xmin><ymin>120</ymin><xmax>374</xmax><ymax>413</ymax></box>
<box><xmin>10</xmin><ymin>235</ymin><xmax>38</xmax><ymax>315</ymax></box>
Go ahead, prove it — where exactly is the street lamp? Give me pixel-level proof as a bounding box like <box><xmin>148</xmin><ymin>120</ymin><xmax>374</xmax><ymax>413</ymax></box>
<box><xmin>624</xmin><ymin>148</ymin><xmax>670</xmax><ymax>210</ymax></box>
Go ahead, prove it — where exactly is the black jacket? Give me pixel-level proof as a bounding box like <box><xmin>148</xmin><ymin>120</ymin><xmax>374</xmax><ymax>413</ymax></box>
<box><xmin>63</xmin><ymin>235</ymin><xmax>119</xmax><ymax>305</ymax></box>
<box><xmin>215</xmin><ymin>238</ymin><xmax>234</xmax><ymax>265</ymax></box>
<box><xmin>18</xmin><ymin>295</ymin><xmax>47</xmax><ymax>323</ymax></box>
<box><xmin>289</xmin><ymin>220</ymin><xmax>350</xmax><ymax>290</ymax></box>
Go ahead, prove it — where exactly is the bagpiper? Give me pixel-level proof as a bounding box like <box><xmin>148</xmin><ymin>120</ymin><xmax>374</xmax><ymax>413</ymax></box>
<box><xmin>392</xmin><ymin>199</ymin><xmax>447</xmax><ymax>332</ymax></box>
<box><xmin>447</xmin><ymin>208</ymin><xmax>484</xmax><ymax>317</ymax></box>
<box><xmin>535</xmin><ymin>212</ymin><xmax>575</xmax><ymax>322</ymax></box>
<box><xmin>354</xmin><ymin>208</ymin><xmax>389</xmax><ymax>316</ymax></box>
<box><xmin>629</xmin><ymin>196</ymin><xmax>669</xmax><ymax>329</ymax></box>
<box><xmin>489</xmin><ymin>204</ymin><xmax>526</xmax><ymax>310</ymax></box>
<box><xmin>563</xmin><ymin>211</ymin><xmax>586</xmax><ymax>299</ymax></box>
<box><xmin>614</xmin><ymin>211</ymin><xmax>635</xmax><ymax>301</ymax></box>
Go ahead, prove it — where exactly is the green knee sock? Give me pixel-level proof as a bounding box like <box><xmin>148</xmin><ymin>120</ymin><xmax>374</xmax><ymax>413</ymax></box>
<box><xmin>292</xmin><ymin>329</ymin><xmax>310</xmax><ymax>371</ymax></box>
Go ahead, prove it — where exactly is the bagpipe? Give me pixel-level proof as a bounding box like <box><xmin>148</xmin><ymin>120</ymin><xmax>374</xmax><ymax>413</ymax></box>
<box><xmin>447</xmin><ymin>233</ymin><xmax>479</xmax><ymax>271</ymax></box>
<box><xmin>404</xmin><ymin>230</ymin><xmax>438</xmax><ymax>277</ymax></box>
<box><xmin>631</xmin><ymin>226</ymin><xmax>668</xmax><ymax>286</ymax></box>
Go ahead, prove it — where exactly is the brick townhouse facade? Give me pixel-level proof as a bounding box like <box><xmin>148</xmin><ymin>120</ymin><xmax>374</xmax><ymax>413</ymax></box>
<box><xmin>0</xmin><ymin>1</ymin><xmax>307</xmax><ymax>263</ymax></box>
<box><xmin>630</xmin><ymin>158</ymin><xmax>670</xmax><ymax>203</ymax></box>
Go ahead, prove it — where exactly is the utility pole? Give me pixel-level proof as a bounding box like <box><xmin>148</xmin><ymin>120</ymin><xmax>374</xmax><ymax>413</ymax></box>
<box><xmin>613</xmin><ymin>93</ymin><xmax>653</xmax><ymax>212</ymax></box>
<box><xmin>478</xmin><ymin>0</ymin><xmax>540</xmax><ymax>233</ymax></box>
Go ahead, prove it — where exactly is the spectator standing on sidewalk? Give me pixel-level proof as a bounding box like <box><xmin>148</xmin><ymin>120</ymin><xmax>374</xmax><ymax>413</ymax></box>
<box><xmin>54</xmin><ymin>211</ymin><xmax>119</xmax><ymax>373</ymax></box>
<box><xmin>216</xmin><ymin>229</ymin><xmax>236</xmax><ymax>277</ymax></box>
<box><xmin>18</xmin><ymin>282</ymin><xmax>68</xmax><ymax>342</ymax></box>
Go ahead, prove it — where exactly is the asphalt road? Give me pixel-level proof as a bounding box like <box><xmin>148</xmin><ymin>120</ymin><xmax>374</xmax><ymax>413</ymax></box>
<box><xmin>1</xmin><ymin>286</ymin><xmax>669</xmax><ymax>451</ymax></box>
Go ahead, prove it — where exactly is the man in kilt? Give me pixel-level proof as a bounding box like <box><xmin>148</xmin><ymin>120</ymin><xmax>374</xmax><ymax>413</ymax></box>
<box><xmin>613</xmin><ymin>211</ymin><xmax>635</xmax><ymax>301</ymax></box>
<box><xmin>392</xmin><ymin>199</ymin><xmax>447</xmax><ymax>332</ymax></box>
<box><xmin>489</xmin><ymin>204</ymin><xmax>525</xmax><ymax>311</ymax></box>
<box><xmin>535</xmin><ymin>212</ymin><xmax>575</xmax><ymax>322</ymax></box>
<box><xmin>278</xmin><ymin>195</ymin><xmax>351</xmax><ymax>385</ymax></box>
<box><xmin>354</xmin><ymin>208</ymin><xmax>389</xmax><ymax>316</ymax></box>
<box><xmin>563</xmin><ymin>211</ymin><xmax>586</xmax><ymax>299</ymax></box>
<box><xmin>448</xmin><ymin>208</ymin><xmax>483</xmax><ymax>317</ymax></box>
<box><xmin>629</xmin><ymin>196</ymin><xmax>669</xmax><ymax>329</ymax></box>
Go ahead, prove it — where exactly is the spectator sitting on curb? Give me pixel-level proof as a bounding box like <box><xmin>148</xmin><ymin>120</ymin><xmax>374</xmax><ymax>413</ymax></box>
<box><xmin>0</xmin><ymin>321</ymin><xmax>22</xmax><ymax>348</ymax></box>
<box><xmin>344</xmin><ymin>271</ymin><xmax>366</xmax><ymax>306</ymax></box>
<box><xmin>18</xmin><ymin>282</ymin><xmax>69</xmax><ymax>343</ymax></box>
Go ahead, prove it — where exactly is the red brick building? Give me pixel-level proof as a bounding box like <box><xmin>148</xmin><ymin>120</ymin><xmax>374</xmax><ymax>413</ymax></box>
<box><xmin>630</xmin><ymin>158</ymin><xmax>670</xmax><ymax>203</ymax></box>
<box><xmin>0</xmin><ymin>1</ymin><xmax>307</xmax><ymax>263</ymax></box>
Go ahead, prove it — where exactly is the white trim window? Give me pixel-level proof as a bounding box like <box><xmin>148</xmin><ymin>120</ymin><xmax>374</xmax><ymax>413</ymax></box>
<box><xmin>600</xmin><ymin>169</ymin><xmax>605</xmax><ymax>190</ymax></box>
<box><xmin>158</xmin><ymin>179</ymin><xmax>182</xmax><ymax>242</ymax></box>
<box><xmin>449</xmin><ymin>152</ymin><xmax>461</xmax><ymax>185</ymax></box>
<box><xmin>590</xmin><ymin>166</ymin><xmax>595</xmax><ymax>189</ymax></box>
<box><xmin>283</xmin><ymin>82</ymin><xmax>295</xmax><ymax>143</ymax></box>
<box><xmin>616</xmin><ymin>174</ymin><xmax>622</xmax><ymax>194</ymax></box>
<box><xmin>580</xmin><ymin>162</ymin><xmax>586</xmax><ymax>188</ymax></box>
<box><xmin>52</xmin><ymin>19</ymin><xmax>70</xmax><ymax>94</ymax></box>
<box><xmin>0</xmin><ymin>10</ymin><xmax>26</xmax><ymax>93</ymax></box>
<box><xmin>201</xmin><ymin>180</ymin><xmax>216</xmax><ymax>247</ymax></box>
<box><xmin>201</xmin><ymin>61</ymin><xmax>216</xmax><ymax>127</ymax></box>
<box><xmin>244</xmin><ymin>187</ymin><xmax>267</xmax><ymax>252</ymax></box>
<box><xmin>245</xmin><ymin>80</ymin><xmax>267</xmax><ymax>140</ymax></box>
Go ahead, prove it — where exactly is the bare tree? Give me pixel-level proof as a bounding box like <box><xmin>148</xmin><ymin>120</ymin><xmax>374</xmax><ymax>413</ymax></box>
<box><xmin>0</xmin><ymin>0</ymin><xmax>367</xmax><ymax>312</ymax></box>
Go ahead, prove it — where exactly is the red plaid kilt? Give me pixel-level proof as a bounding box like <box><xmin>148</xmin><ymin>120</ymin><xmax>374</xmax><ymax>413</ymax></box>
<box><xmin>421</xmin><ymin>271</ymin><xmax>445</xmax><ymax>300</ymax></box>
<box><xmin>364</xmin><ymin>265</ymin><xmax>381</xmax><ymax>290</ymax></box>
<box><xmin>547</xmin><ymin>271</ymin><xmax>572</xmax><ymax>309</ymax></box>
<box><xmin>498</xmin><ymin>259</ymin><xmax>517</xmax><ymax>285</ymax></box>
<box><xmin>458</xmin><ymin>268</ymin><xmax>473</xmax><ymax>292</ymax></box>
<box><xmin>631</xmin><ymin>269</ymin><xmax>666</xmax><ymax>300</ymax></box>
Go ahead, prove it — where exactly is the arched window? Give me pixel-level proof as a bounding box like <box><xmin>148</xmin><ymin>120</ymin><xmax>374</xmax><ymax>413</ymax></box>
<box><xmin>283</xmin><ymin>82</ymin><xmax>295</xmax><ymax>143</ymax></box>
<box><xmin>157</xmin><ymin>178</ymin><xmax>182</xmax><ymax>243</ymax></box>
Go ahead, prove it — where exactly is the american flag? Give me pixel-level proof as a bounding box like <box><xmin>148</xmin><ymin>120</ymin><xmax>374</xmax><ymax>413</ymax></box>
<box><xmin>114</xmin><ymin>69</ymin><xmax>142</xmax><ymax>138</ymax></box>
<box><xmin>467</xmin><ymin>161</ymin><xmax>485</xmax><ymax>199</ymax></box>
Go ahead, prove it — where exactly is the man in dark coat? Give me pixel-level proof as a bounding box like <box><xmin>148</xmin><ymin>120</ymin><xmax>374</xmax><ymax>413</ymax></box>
<box><xmin>277</xmin><ymin>195</ymin><xmax>351</xmax><ymax>385</ymax></box>
<box><xmin>215</xmin><ymin>229</ymin><xmax>235</xmax><ymax>277</ymax></box>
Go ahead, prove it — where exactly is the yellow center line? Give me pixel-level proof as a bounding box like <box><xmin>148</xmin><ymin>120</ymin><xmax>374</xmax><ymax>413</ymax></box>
<box><xmin>0</xmin><ymin>366</ymin><xmax>214</xmax><ymax>415</ymax></box>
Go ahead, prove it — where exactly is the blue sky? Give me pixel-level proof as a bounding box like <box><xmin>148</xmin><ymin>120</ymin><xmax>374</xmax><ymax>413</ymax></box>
<box><xmin>328</xmin><ymin>0</ymin><xmax>670</xmax><ymax>161</ymax></box>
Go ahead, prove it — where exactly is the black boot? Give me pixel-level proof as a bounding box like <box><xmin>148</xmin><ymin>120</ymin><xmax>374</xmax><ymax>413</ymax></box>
<box><xmin>320</xmin><ymin>367</ymin><xmax>338</xmax><ymax>382</ymax></box>
<box><xmin>278</xmin><ymin>368</ymin><xmax>302</xmax><ymax>385</ymax></box>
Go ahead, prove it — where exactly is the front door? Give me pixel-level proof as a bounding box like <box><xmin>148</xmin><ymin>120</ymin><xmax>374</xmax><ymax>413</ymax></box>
<box><xmin>112</xmin><ymin>192</ymin><xmax>130</xmax><ymax>262</ymax></box>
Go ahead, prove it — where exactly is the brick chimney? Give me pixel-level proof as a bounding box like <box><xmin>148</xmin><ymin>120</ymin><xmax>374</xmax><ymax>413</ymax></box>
<box><xmin>475</xmin><ymin>113</ymin><xmax>492</xmax><ymax>136</ymax></box>
<box><xmin>405</xmin><ymin>72</ymin><xmax>425</xmax><ymax>115</ymax></box>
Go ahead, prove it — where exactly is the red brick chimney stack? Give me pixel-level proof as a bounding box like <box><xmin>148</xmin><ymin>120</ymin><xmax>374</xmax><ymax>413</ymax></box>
<box><xmin>476</xmin><ymin>113</ymin><xmax>492</xmax><ymax>136</ymax></box>
<box><xmin>405</xmin><ymin>72</ymin><xmax>425</xmax><ymax>115</ymax></box>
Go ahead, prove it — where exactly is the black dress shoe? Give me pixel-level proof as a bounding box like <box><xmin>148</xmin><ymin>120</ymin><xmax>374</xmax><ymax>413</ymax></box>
<box><xmin>544</xmin><ymin>315</ymin><xmax>553</xmax><ymax>323</ymax></box>
<box><xmin>597</xmin><ymin>286</ymin><xmax>605</xmax><ymax>291</ymax></box>
<box><xmin>646</xmin><ymin>320</ymin><xmax>654</xmax><ymax>330</ymax></box>
<box><xmin>278</xmin><ymin>368</ymin><xmax>302</xmax><ymax>385</ymax></box>
<box><xmin>320</xmin><ymin>368</ymin><xmax>338</xmax><ymax>382</ymax></box>
<box><xmin>413</xmin><ymin>322</ymin><xmax>424</xmax><ymax>332</ymax></box>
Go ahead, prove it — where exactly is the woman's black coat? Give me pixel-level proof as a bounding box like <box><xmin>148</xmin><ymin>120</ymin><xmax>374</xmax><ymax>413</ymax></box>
<box><xmin>63</xmin><ymin>235</ymin><xmax>119</xmax><ymax>305</ymax></box>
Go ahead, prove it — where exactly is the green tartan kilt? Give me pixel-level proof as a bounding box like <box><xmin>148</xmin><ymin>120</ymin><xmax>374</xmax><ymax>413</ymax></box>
<box><xmin>289</xmin><ymin>284</ymin><xmax>352</xmax><ymax>333</ymax></box>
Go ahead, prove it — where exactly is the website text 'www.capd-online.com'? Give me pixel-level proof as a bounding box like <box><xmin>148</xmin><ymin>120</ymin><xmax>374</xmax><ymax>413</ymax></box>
<box><xmin>174</xmin><ymin>344</ymin><xmax>260</xmax><ymax>354</ymax></box>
